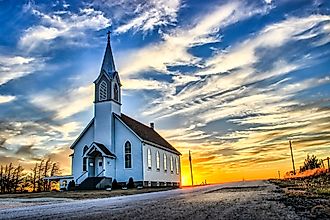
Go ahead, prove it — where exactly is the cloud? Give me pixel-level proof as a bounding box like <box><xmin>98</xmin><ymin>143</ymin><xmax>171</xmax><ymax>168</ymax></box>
<box><xmin>0</xmin><ymin>118</ymin><xmax>79</xmax><ymax>169</ymax></box>
<box><xmin>115</xmin><ymin>0</ymin><xmax>181</xmax><ymax>33</ymax></box>
<box><xmin>132</xmin><ymin>12</ymin><xmax>330</xmax><ymax>178</ymax></box>
<box><xmin>0</xmin><ymin>95</ymin><xmax>16</xmax><ymax>104</ymax></box>
<box><xmin>142</xmin><ymin>14</ymin><xmax>330</xmax><ymax>122</ymax></box>
<box><xmin>123</xmin><ymin>78</ymin><xmax>169</xmax><ymax>90</ymax></box>
<box><xmin>119</xmin><ymin>1</ymin><xmax>270</xmax><ymax>77</ymax></box>
<box><xmin>30</xmin><ymin>85</ymin><xmax>93</xmax><ymax>119</ymax></box>
<box><xmin>200</xmin><ymin>14</ymin><xmax>330</xmax><ymax>76</ymax></box>
<box><xmin>214</xmin><ymin>147</ymin><xmax>238</xmax><ymax>157</ymax></box>
<box><xmin>19</xmin><ymin>7</ymin><xmax>111</xmax><ymax>51</ymax></box>
<box><xmin>0</xmin><ymin>55</ymin><xmax>44</xmax><ymax>85</ymax></box>
<box><xmin>15</xmin><ymin>144</ymin><xmax>35</xmax><ymax>158</ymax></box>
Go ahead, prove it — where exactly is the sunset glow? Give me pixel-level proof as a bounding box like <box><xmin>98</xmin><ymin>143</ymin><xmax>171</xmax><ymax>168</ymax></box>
<box><xmin>0</xmin><ymin>0</ymin><xmax>329</xmax><ymax>184</ymax></box>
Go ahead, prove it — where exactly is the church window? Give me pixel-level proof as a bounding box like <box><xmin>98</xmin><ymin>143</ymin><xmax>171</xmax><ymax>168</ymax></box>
<box><xmin>176</xmin><ymin>158</ymin><xmax>179</xmax><ymax>175</ymax></box>
<box><xmin>147</xmin><ymin>148</ymin><xmax>152</xmax><ymax>169</ymax></box>
<box><xmin>156</xmin><ymin>151</ymin><xmax>160</xmax><ymax>170</ymax></box>
<box><xmin>163</xmin><ymin>153</ymin><xmax>167</xmax><ymax>171</ymax></box>
<box><xmin>170</xmin><ymin>156</ymin><xmax>174</xmax><ymax>173</ymax></box>
<box><xmin>114</xmin><ymin>84</ymin><xmax>119</xmax><ymax>102</ymax></box>
<box><xmin>99</xmin><ymin>80</ymin><xmax>107</xmax><ymax>101</ymax></box>
<box><xmin>125</xmin><ymin>141</ymin><xmax>132</xmax><ymax>168</ymax></box>
<box><xmin>83</xmin><ymin>157</ymin><xmax>87</xmax><ymax>171</ymax></box>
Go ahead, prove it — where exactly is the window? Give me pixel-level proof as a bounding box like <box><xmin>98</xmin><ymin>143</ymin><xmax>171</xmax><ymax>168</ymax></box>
<box><xmin>156</xmin><ymin>151</ymin><xmax>160</xmax><ymax>170</ymax></box>
<box><xmin>83</xmin><ymin>157</ymin><xmax>87</xmax><ymax>171</ymax></box>
<box><xmin>170</xmin><ymin>156</ymin><xmax>174</xmax><ymax>173</ymax></box>
<box><xmin>125</xmin><ymin>141</ymin><xmax>132</xmax><ymax>168</ymax></box>
<box><xmin>163</xmin><ymin>153</ymin><xmax>167</xmax><ymax>171</ymax></box>
<box><xmin>99</xmin><ymin>161</ymin><xmax>103</xmax><ymax>167</ymax></box>
<box><xmin>176</xmin><ymin>158</ymin><xmax>179</xmax><ymax>174</ymax></box>
<box><xmin>99</xmin><ymin>80</ymin><xmax>107</xmax><ymax>101</ymax></box>
<box><xmin>147</xmin><ymin>148</ymin><xmax>152</xmax><ymax>169</ymax></box>
<box><xmin>114</xmin><ymin>84</ymin><xmax>119</xmax><ymax>102</ymax></box>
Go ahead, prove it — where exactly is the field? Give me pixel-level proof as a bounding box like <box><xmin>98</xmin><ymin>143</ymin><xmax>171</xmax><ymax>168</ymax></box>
<box><xmin>269</xmin><ymin>170</ymin><xmax>330</xmax><ymax>218</ymax></box>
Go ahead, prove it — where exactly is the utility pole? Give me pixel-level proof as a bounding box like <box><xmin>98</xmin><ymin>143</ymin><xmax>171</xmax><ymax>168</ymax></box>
<box><xmin>278</xmin><ymin>170</ymin><xmax>280</xmax><ymax>179</ymax></box>
<box><xmin>289</xmin><ymin>140</ymin><xmax>296</xmax><ymax>175</ymax></box>
<box><xmin>189</xmin><ymin>150</ymin><xmax>194</xmax><ymax>186</ymax></box>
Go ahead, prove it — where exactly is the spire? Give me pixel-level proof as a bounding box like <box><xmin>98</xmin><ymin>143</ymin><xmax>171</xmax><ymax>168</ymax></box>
<box><xmin>101</xmin><ymin>31</ymin><xmax>116</xmax><ymax>75</ymax></box>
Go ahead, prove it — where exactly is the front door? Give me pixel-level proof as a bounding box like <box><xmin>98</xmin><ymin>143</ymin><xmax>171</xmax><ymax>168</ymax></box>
<box><xmin>88</xmin><ymin>158</ymin><xmax>95</xmax><ymax>177</ymax></box>
<box><xmin>95</xmin><ymin>157</ymin><xmax>103</xmax><ymax>176</ymax></box>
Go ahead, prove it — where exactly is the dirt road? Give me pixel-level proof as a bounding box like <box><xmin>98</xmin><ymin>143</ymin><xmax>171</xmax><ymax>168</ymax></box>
<box><xmin>0</xmin><ymin>180</ymin><xmax>300</xmax><ymax>219</ymax></box>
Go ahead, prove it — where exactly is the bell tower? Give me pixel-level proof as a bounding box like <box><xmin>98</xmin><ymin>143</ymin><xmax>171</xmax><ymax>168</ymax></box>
<box><xmin>93</xmin><ymin>31</ymin><xmax>121</xmax><ymax>149</ymax></box>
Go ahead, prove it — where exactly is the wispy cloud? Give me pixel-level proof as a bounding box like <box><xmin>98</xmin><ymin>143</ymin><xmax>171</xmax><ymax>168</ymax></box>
<box><xmin>19</xmin><ymin>7</ymin><xmax>110</xmax><ymax>51</ymax></box>
<box><xmin>119</xmin><ymin>1</ymin><xmax>270</xmax><ymax>77</ymax></box>
<box><xmin>115</xmin><ymin>0</ymin><xmax>181</xmax><ymax>33</ymax></box>
<box><xmin>30</xmin><ymin>85</ymin><xmax>93</xmax><ymax>120</ymax></box>
<box><xmin>0</xmin><ymin>95</ymin><xmax>16</xmax><ymax>104</ymax></box>
<box><xmin>0</xmin><ymin>55</ymin><xmax>44</xmax><ymax>85</ymax></box>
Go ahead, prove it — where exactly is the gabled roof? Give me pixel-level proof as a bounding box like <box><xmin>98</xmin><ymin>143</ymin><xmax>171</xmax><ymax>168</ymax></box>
<box><xmin>84</xmin><ymin>142</ymin><xmax>116</xmax><ymax>158</ymax></box>
<box><xmin>93</xmin><ymin>142</ymin><xmax>116</xmax><ymax>158</ymax></box>
<box><xmin>118</xmin><ymin>114</ymin><xmax>181</xmax><ymax>155</ymax></box>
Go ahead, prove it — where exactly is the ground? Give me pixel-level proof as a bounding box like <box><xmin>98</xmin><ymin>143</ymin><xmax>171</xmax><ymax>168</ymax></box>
<box><xmin>269</xmin><ymin>172</ymin><xmax>330</xmax><ymax>219</ymax></box>
<box><xmin>0</xmin><ymin>180</ymin><xmax>329</xmax><ymax>219</ymax></box>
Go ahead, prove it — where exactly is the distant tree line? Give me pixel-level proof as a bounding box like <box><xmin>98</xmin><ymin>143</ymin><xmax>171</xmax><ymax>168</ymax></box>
<box><xmin>0</xmin><ymin>158</ymin><xmax>60</xmax><ymax>194</ymax></box>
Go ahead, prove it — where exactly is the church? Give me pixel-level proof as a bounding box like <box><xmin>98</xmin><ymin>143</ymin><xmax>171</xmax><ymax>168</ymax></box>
<box><xmin>69</xmin><ymin>33</ymin><xmax>181</xmax><ymax>189</ymax></box>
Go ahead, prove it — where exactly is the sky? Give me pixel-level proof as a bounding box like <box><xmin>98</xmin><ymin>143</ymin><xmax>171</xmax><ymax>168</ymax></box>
<box><xmin>0</xmin><ymin>0</ymin><xmax>329</xmax><ymax>185</ymax></box>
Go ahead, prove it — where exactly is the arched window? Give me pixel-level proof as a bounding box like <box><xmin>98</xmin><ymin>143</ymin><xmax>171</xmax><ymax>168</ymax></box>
<box><xmin>163</xmin><ymin>153</ymin><xmax>167</xmax><ymax>171</ymax></box>
<box><xmin>114</xmin><ymin>83</ymin><xmax>119</xmax><ymax>102</ymax></box>
<box><xmin>156</xmin><ymin>151</ymin><xmax>160</xmax><ymax>170</ymax></box>
<box><xmin>99</xmin><ymin>80</ymin><xmax>107</xmax><ymax>101</ymax></box>
<box><xmin>170</xmin><ymin>156</ymin><xmax>174</xmax><ymax>173</ymax></box>
<box><xmin>147</xmin><ymin>148</ymin><xmax>152</xmax><ymax>169</ymax></box>
<box><xmin>175</xmin><ymin>158</ymin><xmax>179</xmax><ymax>174</ymax></box>
<box><xmin>124</xmin><ymin>141</ymin><xmax>132</xmax><ymax>168</ymax></box>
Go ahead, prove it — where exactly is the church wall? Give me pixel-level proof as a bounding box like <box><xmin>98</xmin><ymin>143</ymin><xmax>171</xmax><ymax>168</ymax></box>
<box><xmin>94</xmin><ymin>102</ymin><xmax>112</xmax><ymax>148</ymax></box>
<box><xmin>72</xmin><ymin>123</ymin><xmax>94</xmax><ymax>182</ymax></box>
<box><xmin>143</xmin><ymin>143</ymin><xmax>181</xmax><ymax>185</ymax></box>
<box><xmin>104</xmin><ymin>157</ymin><xmax>115</xmax><ymax>177</ymax></box>
<box><xmin>114</xmin><ymin>118</ymin><xmax>143</xmax><ymax>183</ymax></box>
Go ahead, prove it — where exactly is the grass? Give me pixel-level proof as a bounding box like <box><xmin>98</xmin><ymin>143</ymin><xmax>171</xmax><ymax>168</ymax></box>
<box><xmin>314</xmin><ymin>188</ymin><xmax>330</xmax><ymax>196</ymax></box>
<box><xmin>270</xmin><ymin>171</ymin><xmax>330</xmax><ymax>199</ymax></box>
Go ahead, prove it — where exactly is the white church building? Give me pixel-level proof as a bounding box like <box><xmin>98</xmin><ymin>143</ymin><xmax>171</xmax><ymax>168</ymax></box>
<box><xmin>69</xmin><ymin>33</ymin><xmax>181</xmax><ymax>189</ymax></box>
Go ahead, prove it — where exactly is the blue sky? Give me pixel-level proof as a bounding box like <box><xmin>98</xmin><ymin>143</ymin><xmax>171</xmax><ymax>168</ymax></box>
<box><xmin>0</xmin><ymin>0</ymin><xmax>329</xmax><ymax>183</ymax></box>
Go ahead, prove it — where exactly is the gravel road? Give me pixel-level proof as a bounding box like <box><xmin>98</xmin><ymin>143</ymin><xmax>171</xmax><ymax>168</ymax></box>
<box><xmin>0</xmin><ymin>180</ymin><xmax>300</xmax><ymax>220</ymax></box>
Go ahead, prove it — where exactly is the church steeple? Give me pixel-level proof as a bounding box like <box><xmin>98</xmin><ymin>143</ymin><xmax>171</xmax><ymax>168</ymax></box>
<box><xmin>101</xmin><ymin>31</ymin><xmax>116</xmax><ymax>75</ymax></box>
<box><xmin>93</xmin><ymin>32</ymin><xmax>121</xmax><ymax>150</ymax></box>
<box><xmin>94</xmin><ymin>31</ymin><xmax>121</xmax><ymax>104</ymax></box>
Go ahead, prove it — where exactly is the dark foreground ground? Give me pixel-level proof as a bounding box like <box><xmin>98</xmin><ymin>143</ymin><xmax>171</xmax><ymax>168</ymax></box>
<box><xmin>0</xmin><ymin>180</ymin><xmax>329</xmax><ymax>219</ymax></box>
<box><xmin>0</xmin><ymin>181</ymin><xmax>296</xmax><ymax>219</ymax></box>
<box><xmin>270</xmin><ymin>172</ymin><xmax>330</xmax><ymax>219</ymax></box>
